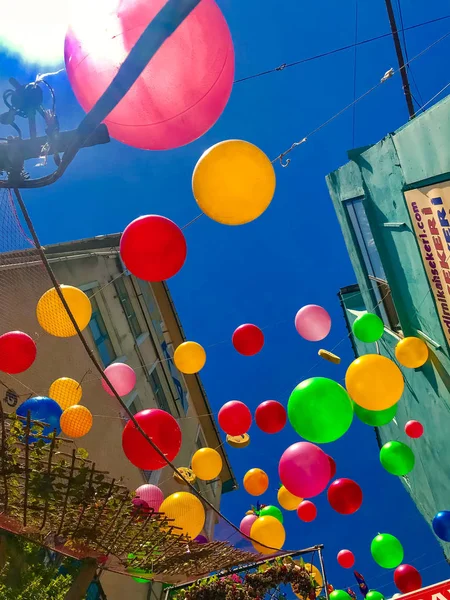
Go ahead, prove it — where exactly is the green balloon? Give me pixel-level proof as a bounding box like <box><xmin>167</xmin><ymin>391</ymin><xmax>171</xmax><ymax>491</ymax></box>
<box><xmin>367</xmin><ymin>591</ymin><xmax>385</xmax><ymax>600</ymax></box>
<box><xmin>380</xmin><ymin>441</ymin><xmax>415</xmax><ymax>475</ymax></box>
<box><xmin>330</xmin><ymin>591</ymin><xmax>352</xmax><ymax>600</ymax></box>
<box><xmin>371</xmin><ymin>533</ymin><xmax>404</xmax><ymax>568</ymax></box>
<box><xmin>260</xmin><ymin>505</ymin><xmax>283</xmax><ymax>523</ymax></box>
<box><xmin>133</xmin><ymin>574</ymin><xmax>151</xmax><ymax>584</ymax></box>
<box><xmin>288</xmin><ymin>377</ymin><xmax>353</xmax><ymax>443</ymax></box>
<box><xmin>354</xmin><ymin>402</ymin><xmax>397</xmax><ymax>427</ymax></box>
<box><xmin>352</xmin><ymin>313</ymin><xmax>384</xmax><ymax>343</ymax></box>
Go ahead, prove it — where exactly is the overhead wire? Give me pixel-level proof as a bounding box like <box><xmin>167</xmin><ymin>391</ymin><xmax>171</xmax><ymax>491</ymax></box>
<box><xmin>272</xmin><ymin>28</ymin><xmax>450</xmax><ymax>167</ymax></box>
<box><xmin>233</xmin><ymin>15</ymin><xmax>450</xmax><ymax>85</ymax></box>
<box><xmin>352</xmin><ymin>0</ymin><xmax>359</xmax><ymax>147</ymax></box>
<box><xmin>396</xmin><ymin>0</ymin><xmax>425</xmax><ymax>107</ymax></box>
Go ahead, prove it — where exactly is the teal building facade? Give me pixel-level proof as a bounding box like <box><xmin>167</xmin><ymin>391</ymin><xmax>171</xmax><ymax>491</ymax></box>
<box><xmin>326</xmin><ymin>95</ymin><xmax>450</xmax><ymax>555</ymax></box>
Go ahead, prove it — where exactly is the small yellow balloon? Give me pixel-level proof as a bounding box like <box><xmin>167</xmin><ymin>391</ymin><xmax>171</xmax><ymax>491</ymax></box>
<box><xmin>49</xmin><ymin>377</ymin><xmax>82</xmax><ymax>410</ymax></box>
<box><xmin>250</xmin><ymin>515</ymin><xmax>285</xmax><ymax>555</ymax></box>
<box><xmin>192</xmin><ymin>140</ymin><xmax>276</xmax><ymax>226</ymax></box>
<box><xmin>243</xmin><ymin>468</ymin><xmax>269</xmax><ymax>496</ymax></box>
<box><xmin>159</xmin><ymin>492</ymin><xmax>205</xmax><ymax>540</ymax></box>
<box><xmin>174</xmin><ymin>341</ymin><xmax>206</xmax><ymax>374</ymax></box>
<box><xmin>395</xmin><ymin>337</ymin><xmax>429</xmax><ymax>369</ymax></box>
<box><xmin>191</xmin><ymin>448</ymin><xmax>223</xmax><ymax>480</ymax></box>
<box><xmin>60</xmin><ymin>405</ymin><xmax>93</xmax><ymax>438</ymax></box>
<box><xmin>37</xmin><ymin>285</ymin><xmax>92</xmax><ymax>338</ymax></box>
<box><xmin>277</xmin><ymin>486</ymin><xmax>302</xmax><ymax>511</ymax></box>
<box><xmin>345</xmin><ymin>354</ymin><xmax>404</xmax><ymax>410</ymax></box>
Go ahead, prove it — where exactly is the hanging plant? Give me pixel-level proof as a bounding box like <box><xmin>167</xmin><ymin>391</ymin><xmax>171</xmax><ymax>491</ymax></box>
<box><xmin>172</xmin><ymin>560</ymin><xmax>316</xmax><ymax>600</ymax></box>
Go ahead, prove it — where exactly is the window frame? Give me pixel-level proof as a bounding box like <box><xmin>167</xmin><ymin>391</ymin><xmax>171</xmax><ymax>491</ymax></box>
<box><xmin>344</xmin><ymin>197</ymin><xmax>402</xmax><ymax>333</ymax></box>
<box><xmin>86</xmin><ymin>289</ymin><xmax>117</xmax><ymax>367</ymax></box>
<box><xmin>148</xmin><ymin>365</ymin><xmax>171</xmax><ymax>413</ymax></box>
<box><xmin>114</xmin><ymin>276</ymin><xmax>143</xmax><ymax>339</ymax></box>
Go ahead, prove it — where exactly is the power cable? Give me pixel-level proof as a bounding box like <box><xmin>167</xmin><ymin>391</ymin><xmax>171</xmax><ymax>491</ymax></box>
<box><xmin>352</xmin><ymin>0</ymin><xmax>359</xmax><ymax>147</ymax></box>
<box><xmin>234</xmin><ymin>15</ymin><xmax>450</xmax><ymax>84</ymax></box>
<box><xmin>396</xmin><ymin>0</ymin><xmax>425</xmax><ymax>107</ymax></box>
<box><xmin>272</xmin><ymin>28</ymin><xmax>450</xmax><ymax>167</ymax></box>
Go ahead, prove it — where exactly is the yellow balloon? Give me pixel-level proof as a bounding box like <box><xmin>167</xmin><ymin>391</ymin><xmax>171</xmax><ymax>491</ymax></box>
<box><xmin>159</xmin><ymin>492</ymin><xmax>205</xmax><ymax>540</ymax></box>
<box><xmin>174</xmin><ymin>341</ymin><xmax>206</xmax><ymax>374</ymax></box>
<box><xmin>250</xmin><ymin>516</ymin><xmax>285</xmax><ymax>555</ymax></box>
<box><xmin>345</xmin><ymin>354</ymin><xmax>404</xmax><ymax>410</ymax></box>
<box><xmin>243</xmin><ymin>468</ymin><xmax>269</xmax><ymax>496</ymax></box>
<box><xmin>191</xmin><ymin>448</ymin><xmax>222</xmax><ymax>480</ymax></box>
<box><xmin>49</xmin><ymin>377</ymin><xmax>82</xmax><ymax>410</ymax></box>
<box><xmin>37</xmin><ymin>285</ymin><xmax>92</xmax><ymax>338</ymax></box>
<box><xmin>292</xmin><ymin>562</ymin><xmax>323</xmax><ymax>599</ymax></box>
<box><xmin>277</xmin><ymin>486</ymin><xmax>302</xmax><ymax>511</ymax></box>
<box><xmin>395</xmin><ymin>337</ymin><xmax>429</xmax><ymax>368</ymax></box>
<box><xmin>60</xmin><ymin>405</ymin><xmax>93</xmax><ymax>438</ymax></box>
<box><xmin>192</xmin><ymin>140</ymin><xmax>276</xmax><ymax>226</ymax></box>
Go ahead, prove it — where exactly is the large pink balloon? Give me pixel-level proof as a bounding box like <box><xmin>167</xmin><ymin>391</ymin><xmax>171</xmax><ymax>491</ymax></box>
<box><xmin>279</xmin><ymin>442</ymin><xmax>331</xmax><ymax>498</ymax></box>
<box><xmin>295</xmin><ymin>305</ymin><xmax>331</xmax><ymax>342</ymax></box>
<box><xmin>135</xmin><ymin>484</ymin><xmax>164</xmax><ymax>512</ymax></box>
<box><xmin>65</xmin><ymin>0</ymin><xmax>235</xmax><ymax>150</ymax></box>
<box><xmin>240</xmin><ymin>514</ymin><xmax>257</xmax><ymax>537</ymax></box>
<box><xmin>102</xmin><ymin>363</ymin><xmax>136</xmax><ymax>397</ymax></box>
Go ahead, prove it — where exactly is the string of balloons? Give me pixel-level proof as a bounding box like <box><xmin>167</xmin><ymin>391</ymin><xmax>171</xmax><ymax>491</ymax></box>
<box><xmin>2</xmin><ymin>0</ymin><xmax>450</xmax><ymax>584</ymax></box>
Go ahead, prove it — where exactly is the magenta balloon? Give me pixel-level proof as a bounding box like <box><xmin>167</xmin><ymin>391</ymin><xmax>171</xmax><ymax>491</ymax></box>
<box><xmin>240</xmin><ymin>514</ymin><xmax>258</xmax><ymax>537</ymax></box>
<box><xmin>102</xmin><ymin>363</ymin><xmax>136</xmax><ymax>397</ymax></box>
<box><xmin>135</xmin><ymin>484</ymin><xmax>164</xmax><ymax>512</ymax></box>
<box><xmin>65</xmin><ymin>0</ymin><xmax>234</xmax><ymax>150</ymax></box>
<box><xmin>295</xmin><ymin>305</ymin><xmax>331</xmax><ymax>342</ymax></box>
<box><xmin>279</xmin><ymin>442</ymin><xmax>331</xmax><ymax>498</ymax></box>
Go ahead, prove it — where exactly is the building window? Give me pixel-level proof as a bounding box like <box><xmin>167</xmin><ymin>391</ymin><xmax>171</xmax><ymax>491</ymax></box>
<box><xmin>149</xmin><ymin>366</ymin><xmax>170</xmax><ymax>413</ymax></box>
<box><xmin>114</xmin><ymin>277</ymin><xmax>142</xmax><ymax>339</ymax></box>
<box><xmin>346</xmin><ymin>198</ymin><xmax>401</xmax><ymax>333</ymax></box>
<box><xmin>86</xmin><ymin>291</ymin><xmax>116</xmax><ymax>366</ymax></box>
<box><xmin>128</xmin><ymin>395</ymin><xmax>144</xmax><ymax>416</ymax></box>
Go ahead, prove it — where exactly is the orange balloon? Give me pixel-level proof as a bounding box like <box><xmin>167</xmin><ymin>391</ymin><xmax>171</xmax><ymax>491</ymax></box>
<box><xmin>243</xmin><ymin>468</ymin><xmax>269</xmax><ymax>496</ymax></box>
<box><xmin>60</xmin><ymin>405</ymin><xmax>93</xmax><ymax>438</ymax></box>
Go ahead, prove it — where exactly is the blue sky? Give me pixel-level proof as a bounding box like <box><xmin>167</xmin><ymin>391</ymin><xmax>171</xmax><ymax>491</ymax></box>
<box><xmin>1</xmin><ymin>0</ymin><xmax>450</xmax><ymax>597</ymax></box>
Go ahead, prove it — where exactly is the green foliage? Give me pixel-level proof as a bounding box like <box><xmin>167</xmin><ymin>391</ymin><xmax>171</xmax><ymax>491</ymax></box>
<box><xmin>0</xmin><ymin>535</ymin><xmax>74</xmax><ymax>599</ymax></box>
<box><xmin>172</xmin><ymin>559</ymin><xmax>315</xmax><ymax>600</ymax></box>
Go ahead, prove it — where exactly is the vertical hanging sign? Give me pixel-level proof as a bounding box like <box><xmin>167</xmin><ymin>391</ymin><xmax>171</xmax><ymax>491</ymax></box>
<box><xmin>405</xmin><ymin>183</ymin><xmax>450</xmax><ymax>344</ymax></box>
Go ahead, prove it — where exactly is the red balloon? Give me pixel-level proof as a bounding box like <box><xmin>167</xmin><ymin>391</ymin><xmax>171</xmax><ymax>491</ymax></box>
<box><xmin>327</xmin><ymin>478</ymin><xmax>363</xmax><ymax>515</ymax></box>
<box><xmin>297</xmin><ymin>500</ymin><xmax>317</xmax><ymax>522</ymax></box>
<box><xmin>232</xmin><ymin>324</ymin><xmax>264</xmax><ymax>356</ymax></box>
<box><xmin>0</xmin><ymin>331</ymin><xmax>36</xmax><ymax>374</ymax></box>
<box><xmin>328</xmin><ymin>455</ymin><xmax>337</xmax><ymax>479</ymax></box>
<box><xmin>122</xmin><ymin>409</ymin><xmax>181</xmax><ymax>470</ymax></box>
<box><xmin>218</xmin><ymin>401</ymin><xmax>252</xmax><ymax>436</ymax></box>
<box><xmin>255</xmin><ymin>400</ymin><xmax>286</xmax><ymax>434</ymax></box>
<box><xmin>120</xmin><ymin>215</ymin><xmax>187</xmax><ymax>282</ymax></box>
<box><xmin>337</xmin><ymin>549</ymin><xmax>355</xmax><ymax>569</ymax></box>
<box><xmin>394</xmin><ymin>564</ymin><xmax>422</xmax><ymax>593</ymax></box>
<box><xmin>405</xmin><ymin>420</ymin><xmax>424</xmax><ymax>439</ymax></box>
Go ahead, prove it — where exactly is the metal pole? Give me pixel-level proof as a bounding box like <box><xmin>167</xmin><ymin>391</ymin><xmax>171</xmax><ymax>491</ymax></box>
<box><xmin>384</xmin><ymin>0</ymin><xmax>415</xmax><ymax>118</ymax></box>
<box><xmin>318</xmin><ymin>547</ymin><xmax>330</xmax><ymax>600</ymax></box>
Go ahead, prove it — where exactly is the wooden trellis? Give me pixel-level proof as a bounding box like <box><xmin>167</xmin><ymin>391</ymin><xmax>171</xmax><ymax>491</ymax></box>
<box><xmin>0</xmin><ymin>410</ymin><xmax>259</xmax><ymax>584</ymax></box>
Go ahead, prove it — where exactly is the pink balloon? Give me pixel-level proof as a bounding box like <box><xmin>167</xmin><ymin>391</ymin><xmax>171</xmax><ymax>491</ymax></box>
<box><xmin>102</xmin><ymin>363</ymin><xmax>136</xmax><ymax>397</ymax></box>
<box><xmin>240</xmin><ymin>514</ymin><xmax>257</xmax><ymax>537</ymax></box>
<box><xmin>65</xmin><ymin>0</ymin><xmax>234</xmax><ymax>150</ymax></box>
<box><xmin>135</xmin><ymin>484</ymin><xmax>164</xmax><ymax>512</ymax></box>
<box><xmin>279</xmin><ymin>442</ymin><xmax>331</xmax><ymax>498</ymax></box>
<box><xmin>295</xmin><ymin>305</ymin><xmax>331</xmax><ymax>342</ymax></box>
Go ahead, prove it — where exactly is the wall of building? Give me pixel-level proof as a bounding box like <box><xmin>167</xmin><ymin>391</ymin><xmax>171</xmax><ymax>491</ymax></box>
<box><xmin>0</xmin><ymin>243</ymin><xmax>235</xmax><ymax>599</ymax></box>
<box><xmin>327</xmin><ymin>95</ymin><xmax>450</xmax><ymax>557</ymax></box>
